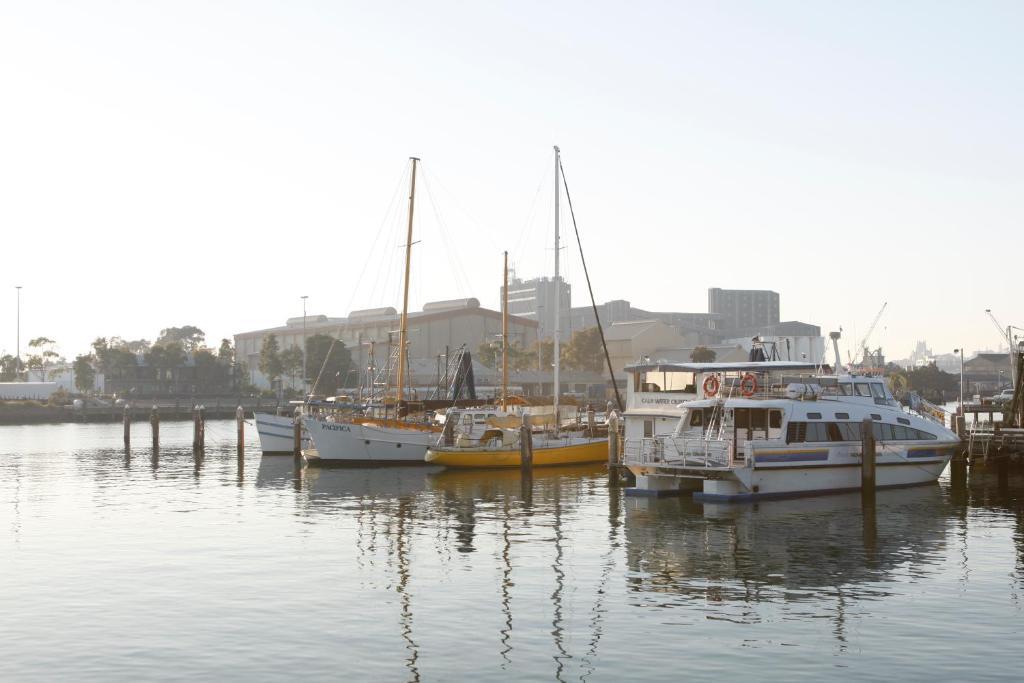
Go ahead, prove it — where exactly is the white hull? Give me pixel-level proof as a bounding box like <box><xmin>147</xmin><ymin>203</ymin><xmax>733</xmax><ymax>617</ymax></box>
<box><xmin>629</xmin><ymin>443</ymin><xmax>956</xmax><ymax>502</ymax></box>
<box><xmin>304</xmin><ymin>416</ymin><xmax>438</xmax><ymax>464</ymax></box>
<box><xmin>254</xmin><ymin>412</ymin><xmax>309</xmax><ymax>453</ymax></box>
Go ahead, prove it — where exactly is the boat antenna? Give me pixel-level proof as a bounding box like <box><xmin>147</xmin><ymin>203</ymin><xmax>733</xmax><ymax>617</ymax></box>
<box><xmin>396</xmin><ymin>156</ymin><xmax>418</xmax><ymax>413</ymax></box>
<box><xmin>558</xmin><ymin>154</ymin><xmax>624</xmax><ymax>411</ymax></box>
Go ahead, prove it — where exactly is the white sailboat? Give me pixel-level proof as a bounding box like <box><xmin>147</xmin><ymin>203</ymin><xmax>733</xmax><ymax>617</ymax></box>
<box><xmin>303</xmin><ymin>157</ymin><xmax>444</xmax><ymax>464</ymax></box>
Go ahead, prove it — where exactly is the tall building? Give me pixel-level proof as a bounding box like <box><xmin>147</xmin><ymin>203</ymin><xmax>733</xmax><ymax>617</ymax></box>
<box><xmin>708</xmin><ymin>288</ymin><xmax>780</xmax><ymax>333</ymax></box>
<box><xmin>502</xmin><ymin>275</ymin><xmax>571</xmax><ymax>341</ymax></box>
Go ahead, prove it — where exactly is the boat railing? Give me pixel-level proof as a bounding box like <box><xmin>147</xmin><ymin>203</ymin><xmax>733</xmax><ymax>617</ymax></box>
<box><xmin>624</xmin><ymin>434</ymin><xmax>732</xmax><ymax>469</ymax></box>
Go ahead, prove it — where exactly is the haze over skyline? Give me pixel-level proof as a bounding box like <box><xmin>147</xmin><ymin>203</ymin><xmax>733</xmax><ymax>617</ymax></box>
<box><xmin>2</xmin><ymin>1</ymin><xmax>1021</xmax><ymax>365</ymax></box>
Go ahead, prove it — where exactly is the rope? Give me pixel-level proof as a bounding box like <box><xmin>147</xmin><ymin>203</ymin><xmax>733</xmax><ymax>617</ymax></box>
<box><xmin>558</xmin><ymin>156</ymin><xmax>623</xmax><ymax>412</ymax></box>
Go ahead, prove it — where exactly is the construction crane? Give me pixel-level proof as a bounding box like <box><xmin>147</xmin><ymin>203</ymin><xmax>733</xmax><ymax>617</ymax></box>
<box><xmin>984</xmin><ymin>309</ymin><xmax>1024</xmax><ymax>387</ymax></box>
<box><xmin>856</xmin><ymin>302</ymin><xmax>887</xmax><ymax>368</ymax></box>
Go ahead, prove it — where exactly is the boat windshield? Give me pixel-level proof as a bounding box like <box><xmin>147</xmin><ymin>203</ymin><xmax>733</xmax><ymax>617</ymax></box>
<box><xmin>634</xmin><ymin>370</ymin><xmax>694</xmax><ymax>393</ymax></box>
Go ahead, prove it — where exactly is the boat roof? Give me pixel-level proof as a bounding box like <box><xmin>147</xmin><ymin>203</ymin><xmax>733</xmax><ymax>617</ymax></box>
<box><xmin>624</xmin><ymin>360</ymin><xmax>819</xmax><ymax>373</ymax></box>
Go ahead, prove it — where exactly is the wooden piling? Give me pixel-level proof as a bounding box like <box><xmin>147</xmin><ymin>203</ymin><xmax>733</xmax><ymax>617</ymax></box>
<box><xmin>519</xmin><ymin>414</ymin><xmax>533</xmax><ymax>476</ymax></box>
<box><xmin>122</xmin><ymin>403</ymin><xmax>131</xmax><ymax>450</ymax></box>
<box><xmin>607</xmin><ymin>410</ymin><xmax>620</xmax><ymax>485</ymax></box>
<box><xmin>236</xmin><ymin>405</ymin><xmax>245</xmax><ymax>462</ymax></box>
<box><xmin>150</xmin><ymin>405</ymin><xmax>159</xmax><ymax>452</ymax></box>
<box><xmin>293</xmin><ymin>414</ymin><xmax>302</xmax><ymax>462</ymax></box>
<box><xmin>861</xmin><ymin>418</ymin><xmax>876</xmax><ymax>503</ymax></box>
<box><xmin>198</xmin><ymin>405</ymin><xmax>205</xmax><ymax>452</ymax></box>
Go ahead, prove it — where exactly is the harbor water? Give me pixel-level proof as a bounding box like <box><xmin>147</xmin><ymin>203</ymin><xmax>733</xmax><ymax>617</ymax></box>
<box><xmin>2</xmin><ymin>420</ymin><xmax>1023</xmax><ymax>681</ymax></box>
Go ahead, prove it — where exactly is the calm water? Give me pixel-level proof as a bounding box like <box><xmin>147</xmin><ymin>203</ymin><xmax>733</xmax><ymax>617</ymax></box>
<box><xmin>2</xmin><ymin>420</ymin><xmax>1023</xmax><ymax>681</ymax></box>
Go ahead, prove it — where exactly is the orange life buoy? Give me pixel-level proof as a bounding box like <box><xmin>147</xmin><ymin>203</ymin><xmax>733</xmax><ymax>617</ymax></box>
<box><xmin>740</xmin><ymin>373</ymin><xmax>758</xmax><ymax>397</ymax></box>
<box><xmin>702</xmin><ymin>374</ymin><xmax>720</xmax><ymax>397</ymax></box>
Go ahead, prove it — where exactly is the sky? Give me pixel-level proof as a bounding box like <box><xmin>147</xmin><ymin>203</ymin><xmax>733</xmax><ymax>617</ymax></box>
<box><xmin>1</xmin><ymin>1</ymin><xmax>1021</xmax><ymax>364</ymax></box>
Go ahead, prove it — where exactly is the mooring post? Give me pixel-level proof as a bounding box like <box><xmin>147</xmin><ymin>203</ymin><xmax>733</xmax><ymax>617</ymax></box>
<box><xmin>861</xmin><ymin>417</ymin><xmax>876</xmax><ymax>504</ymax></box>
<box><xmin>123</xmin><ymin>403</ymin><xmax>131</xmax><ymax>450</ymax></box>
<box><xmin>198</xmin><ymin>405</ymin><xmax>206</xmax><ymax>452</ymax></box>
<box><xmin>606</xmin><ymin>410</ymin><xmax>621</xmax><ymax>487</ymax></box>
<box><xmin>150</xmin><ymin>405</ymin><xmax>159</xmax><ymax>452</ymax></box>
<box><xmin>236</xmin><ymin>405</ymin><xmax>245</xmax><ymax>462</ymax></box>
<box><xmin>519</xmin><ymin>413</ymin><xmax>533</xmax><ymax>476</ymax></box>
<box><xmin>293</xmin><ymin>414</ymin><xmax>302</xmax><ymax>462</ymax></box>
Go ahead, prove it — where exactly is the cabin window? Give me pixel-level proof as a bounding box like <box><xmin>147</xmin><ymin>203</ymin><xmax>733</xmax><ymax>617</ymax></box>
<box><xmin>870</xmin><ymin>384</ymin><xmax>885</xmax><ymax>399</ymax></box>
<box><xmin>769</xmin><ymin>410</ymin><xmax>782</xmax><ymax>429</ymax></box>
<box><xmin>827</xmin><ymin>423</ymin><xmax>843</xmax><ymax>441</ymax></box>
<box><xmin>871</xmin><ymin>423</ymin><xmax>896</xmax><ymax>441</ymax></box>
<box><xmin>914</xmin><ymin>428</ymin><xmax>937</xmax><ymax>440</ymax></box>
<box><xmin>804</xmin><ymin>422</ymin><xmax>829</xmax><ymax>442</ymax></box>
<box><xmin>871</xmin><ymin>413</ymin><xmax>881</xmax><ymax>421</ymax></box>
<box><xmin>835</xmin><ymin>412</ymin><xmax>850</xmax><ymax>419</ymax></box>
<box><xmin>838</xmin><ymin>422</ymin><xmax>861</xmax><ymax>440</ymax></box>
<box><xmin>893</xmin><ymin>425</ymin><xmax>910</xmax><ymax>440</ymax></box>
<box><xmin>855</xmin><ymin>384</ymin><xmax>872</xmax><ymax>397</ymax></box>
<box><xmin>689</xmin><ymin>410</ymin><xmax>703</xmax><ymax>427</ymax></box>
<box><xmin>474</xmin><ymin>414</ymin><xmax>488</xmax><ymax>424</ymax></box>
<box><xmin>807</xmin><ymin>412</ymin><xmax>822</xmax><ymax>420</ymax></box>
<box><xmin>839</xmin><ymin>383</ymin><xmax>854</xmax><ymax>396</ymax></box>
<box><xmin>643</xmin><ymin>419</ymin><xmax>654</xmax><ymax>438</ymax></box>
<box><xmin>787</xmin><ymin>422</ymin><xmax>806</xmax><ymax>443</ymax></box>
<box><xmin>461</xmin><ymin>414</ymin><xmax>473</xmax><ymax>426</ymax></box>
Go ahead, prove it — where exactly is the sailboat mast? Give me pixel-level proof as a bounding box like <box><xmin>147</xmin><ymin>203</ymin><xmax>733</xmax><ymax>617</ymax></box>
<box><xmin>553</xmin><ymin>145</ymin><xmax>561</xmax><ymax>421</ymax></box>
<box><xmin>396</xmin><ymin>156</ymin><xmax>419</xmax><ymax>407</ymax></box>
<box><xmin>502</xmin><ymin>250</ymin><xmax>509</xmax><ymax>410</ymax></box>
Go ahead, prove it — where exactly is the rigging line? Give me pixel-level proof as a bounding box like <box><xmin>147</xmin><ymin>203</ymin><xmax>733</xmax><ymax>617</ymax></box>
<box><xmin>418</xmin><ymin>165</ymin><xmax>473</xmax><ymax>297</ymax></box>
<box><xmin>510</xmin><ymin>153</ymin><xmax>553</xmax><ymax>273</ymax></box>
<box><xmin>559</xmin><ymin>157</ymin><xmax>624</xmax><ymax>411</ymax></box>
<box><xmin>419</xmin><ymin>161</ymin><xmax>502</xmax><ymax>256</ymax></box>
<box><xmin>345</xmin><ymin>164</ymin><xmax>409</xmax><ymax>316</ymax></box>
<box><xmin>369</xmin><ymin>178</ymin><xmax>407</xmax><ymax>311</ymax></box>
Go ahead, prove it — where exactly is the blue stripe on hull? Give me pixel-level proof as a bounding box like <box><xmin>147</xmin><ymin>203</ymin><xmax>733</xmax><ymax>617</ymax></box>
<box><xmin>754</xmin><ymin>450</ymin><xmax>829</xmax><ymax>463</ymax></box>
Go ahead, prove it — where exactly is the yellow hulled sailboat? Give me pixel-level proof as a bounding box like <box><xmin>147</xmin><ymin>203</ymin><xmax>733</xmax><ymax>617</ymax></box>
<box><xmin>425</xmin><ymin>146</ymin><xmax>608</xmax><ymax>469</ymax></box>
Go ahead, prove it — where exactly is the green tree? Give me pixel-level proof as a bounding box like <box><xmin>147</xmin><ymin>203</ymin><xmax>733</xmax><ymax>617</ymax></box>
<box><xmin>145</xmin><ymin>340</ymin><xmax>185</xmax><ymax>390</ymax></box>
<box><xmin>259</xmin><ymin>334</ymin><xmax>283</xmax><ymax>389</ymax></box>
<box><xmin>92</xmin><ymin>337</ymin><xmax>138</xmax><ymax>381</ymax></box>
<box><xmin>690</xmin><ymin>346</ymin><xmax>717</xmax><ymax>362</ymax></box>
<box><xmin>0</xmin><ymin>354</ymin><xmax>20</xmax><ymax>381</ymax></box>
<box><xmin>306</xmin><ymin>334</ymin><xmax>353</xmax><ymax>394</ymax></box>
<box><xmin>157</xmin><ymin>325</ymin><xmax>206</xmax><ymax>352</ymax></box>
<box><xmin>27</xmin><ymin>337</ymin><xmax>63</xmax><ymax>380</ymax></box>
<box><xmin>217</xmin><ymin>338</ymin><xmax>234</xmax><ymax>364</ymax></box>
<box><xmin>906</xmin><ymin>362</ymin><xmax>959</xmax><ymax>399</ymax></box>
<box><xmin>280</xmin><ymin>346</ymin><xmax>305</xmax><ymax>390</ymax></box>
<box><xmin>73</xmin><ymin>355</ymin><xmax>96</xmax><ymax>393</ymax></box>
<box><xmin>562</xmin><ymin>327</ymin><xmax>605</xmax><ymax>372</ymax></box>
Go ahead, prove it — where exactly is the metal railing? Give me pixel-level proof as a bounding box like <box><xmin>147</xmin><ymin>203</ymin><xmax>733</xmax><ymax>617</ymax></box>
<box><xmin>624</xmin><ymin>434</ymin><xmax>733</xmax><ymax>469</ymax></box>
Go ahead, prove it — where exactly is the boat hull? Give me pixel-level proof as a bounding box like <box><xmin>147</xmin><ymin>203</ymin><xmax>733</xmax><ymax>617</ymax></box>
<box><xmin>254</xmin><ymin>412</ymin><xmax>309</xmax><ymax>453</ymax></box>
<box><xmin>425</xmin><ymin>439</ymin><xmax>607</xmax><ymax>469</ymax></box>
<box><xmin>628</xmin><ymin>444</ymin><xmax>957</xmax><ymax>502</ymax></box>
<box><xmin>304</xmin><ymin>416</ymin><xmax>439</xmax><ymax>464</ymax></box>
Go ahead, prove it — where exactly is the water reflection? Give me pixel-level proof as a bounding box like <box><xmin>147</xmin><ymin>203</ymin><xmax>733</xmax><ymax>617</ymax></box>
<box><xmin>11</xmin><ymin>418</ymin><xmax>1024</xmax><ymax>681</ymax></box>
<box><xmin>624</xmin><ymin>486</ymin><xmax>950</xmax><ymax>608</ymax></box>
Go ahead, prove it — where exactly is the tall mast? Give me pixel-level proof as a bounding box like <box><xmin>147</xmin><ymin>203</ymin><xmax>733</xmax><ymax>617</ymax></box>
<box><xmin>396</xmin><ymin>157</ymin><xmax>418</xmax><ymax>407</ymax></box>
<box><xmin>553</xmin><ymin>146</ymin><xmax>561</xmax><ymax>421</ymax></box>
<box><xmin>502</xmin><ymin>250</ymin><xmax>509</xmax><ymax>410</ymax></box>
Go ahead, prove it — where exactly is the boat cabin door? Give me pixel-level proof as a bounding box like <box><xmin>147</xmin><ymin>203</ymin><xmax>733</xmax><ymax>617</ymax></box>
<box><xmin>733</xmin><ymin>408</ymin><xmax>784</xmax><ymax>457</ymax></box>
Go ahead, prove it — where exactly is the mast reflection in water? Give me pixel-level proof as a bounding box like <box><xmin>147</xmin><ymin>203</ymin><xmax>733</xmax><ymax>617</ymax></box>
<box><xmin>1</xmin><ymin>421</ymin><xmax>1023</xmax><ymax>681</ymax></box>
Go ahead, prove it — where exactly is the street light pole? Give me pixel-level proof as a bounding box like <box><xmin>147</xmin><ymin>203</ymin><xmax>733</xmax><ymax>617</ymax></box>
<box><xmin>301</xmin><ymin>295</ymin><xmax>309</xmax><ymax>397</ymax></box>
<box><xmin>15</xmin><ymin>286</ymin><xmax>22</xmax><ymax>381</ymax></box>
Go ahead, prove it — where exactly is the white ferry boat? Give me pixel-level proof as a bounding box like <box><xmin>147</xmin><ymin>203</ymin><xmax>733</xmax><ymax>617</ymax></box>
<box><xmin>621</xmin><ymin>357</ymin><xmax>959</xmax><ymax>502</ymax></box>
